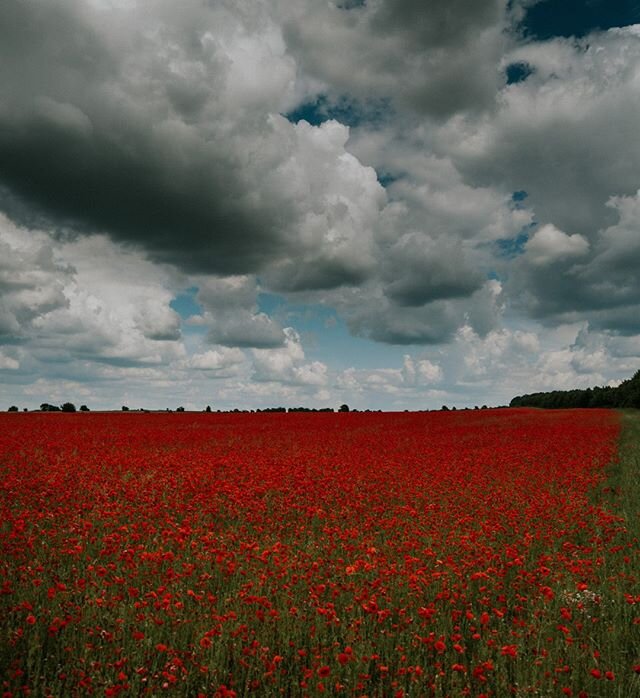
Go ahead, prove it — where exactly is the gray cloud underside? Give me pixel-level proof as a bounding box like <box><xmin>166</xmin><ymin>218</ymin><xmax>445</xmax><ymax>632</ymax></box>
<box><xmin>283</xmin><ymin>0</ymin><xmax>511</xmax><ymax>117</ymax></box>
<box><xmin>504</xmin><ymin>190</ymin><xmax>640</xmax><ymax>331</ymax></box>
<box><xmin>1</xmin><ymin>0</ymin><xmax>640</xmax><ymax>356</ymax></box>
<box><xmin>450</xmin><ymin>31</ymin><xmax>640</xmax><ymax>238</ymax></box>
<box><xmin>0</xmin><ymin>1</ymin><xmax>291</xmax><ymax>276</ymax></box>
<box><xmin>0</xmin><ymin>0</ymin><xmax>507</xmax><ymax>304</ymax></box>
<box><xmin>0</xmin><ymin>0</ymin><xmax>384</xmax><ymax>291</ymax></box>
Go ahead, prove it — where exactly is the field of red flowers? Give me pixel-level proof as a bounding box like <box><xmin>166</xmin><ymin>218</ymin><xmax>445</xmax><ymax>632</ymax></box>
<box><xmin>1</xmin><ymin>408</ymin><xmax>638</xmax><ymax>697</ymax></box>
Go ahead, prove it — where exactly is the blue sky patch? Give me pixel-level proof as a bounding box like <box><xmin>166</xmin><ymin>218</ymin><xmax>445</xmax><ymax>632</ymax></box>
<box><xmin>284</xmin><ymin>95</ymin><xmax>390</xmax><ymax>128</ymax></box>
<box><xmin>285</xmin><ymin>99</ymin><xmax>329</xmax><ymax>127</ymax></box>
<box><xmin>512</xmin><ymin>190</ymin><xmax>528</xmax><ymax>203</ymax></box>
<box><xmin>259</xmin><ymin>292</ymin><xmax>412</xmax><ymax>369</ymax></box>
<box><xmin>257</xmin><ymin>291</ymin><xmax>285</xmax><ymax>316</ymax></box>
<box><xmin>506</xmin><ymin>62</ymin><xmax>534</xmax><ymax>84</ymax></box>
<box><xmin>170</xmin><ymin>287</ymin><xmax>203</xmax><ymax>319</ymax></box>
<box><xmin>377</xmin><ymin>170</ymin><xmax>400</xmax><ymax>188</ymax></box>
<box><xmin>520</xmin><ymin>0</ymin><xmax>640</xmax><ymax>40</ymax></box>
<box><xmin>495</xmin><ymin>230</ymin><xmax>531</xmax><ymax>258</ymax></box>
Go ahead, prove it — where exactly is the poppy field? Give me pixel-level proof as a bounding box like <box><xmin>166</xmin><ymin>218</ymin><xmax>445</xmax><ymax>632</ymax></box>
<box><xmin>1</xmin><ymin>408</ymin><xmax>639</xmax><ymax>697</ymax></box>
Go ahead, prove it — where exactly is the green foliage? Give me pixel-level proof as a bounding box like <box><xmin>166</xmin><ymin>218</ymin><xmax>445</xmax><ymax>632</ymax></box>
<box><xmin>511</xmin><ymin>369</ymin><xmax>640</xmax><ymax>409</ymax></box>
<box><xmin>617</xmin><ymin>370</ymin><xmax>640</xmax><ymax>408</ymax></box>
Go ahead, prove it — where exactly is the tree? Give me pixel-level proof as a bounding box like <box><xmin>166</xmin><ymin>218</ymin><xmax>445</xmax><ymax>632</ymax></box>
<box><xmin>122</xmin><ymin>405</ymin><xmax>129</xmax><ymax>411</ymax></box>
<box><xmin>79</xmin><ymin>405</ymin><xmax>90</xmax><ymax>412</ymax></box>
<box><xmin>176</xmin><ymin>406</ymin><xmax>185</xmax><ymax>412</ymax></box>
<box><xmin>339</xmin><ymin>403</ymin><xmax>350</xmax><ymax>412</ymax></box>
<box><xmin>617</xmin><ymin>369</ymin><xmax>640</xmax><ymax>408</ymax></box>
<box><xmin>509</xmin><ymin>368</ymin><xmax>640</xmax><ymax>409</ymax></box>
<box><xmin>8</xmin><ymin>405</ymin><xmax>18</xmax><ymax>412</ymax></box>
<box><xmin>61</xmin><ymin>402</ymin><xmax>76</xmax><ymax>412</ymax></box>
<box><xmin>205</xmin><ymin>405</ymin><xmax>212</xmax><ymax>413</ymax></box>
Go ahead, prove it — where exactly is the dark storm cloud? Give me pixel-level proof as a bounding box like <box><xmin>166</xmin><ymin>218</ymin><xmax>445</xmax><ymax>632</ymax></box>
<box><xmin>196</xmin><ymin>277</ymin><xmax>286</xmax><ymax>348</ymax></box>
<box><xmin>508</xmin><ymin>193</ymin><xmax>640</xmax><ymax>332</ymax></box>
<box><xmin>283</xmin><ymin>0</ymin><xmax>511</xmax><ymax>119</ymax></box>
<box><xmin>452</xmin><ymin>30</ymin><xmax>640</xmax><ymax>239</ymax></box>
<box><xmin>437</xmin><ymin>26</ymin><xmax>640</xmax><ymax>337</ymax></box>
<box><xmin>0</xmin><ymin>0</ymin><xmax>293</xmax><ymax>276</ymax></box>
<box><xmin>0</xmin><ymin>0</ymin><xmax>114</xmax><ymax>92</ymax></box>
<box><xmin>0</xmin><ymin>0</ymin><xmax>400</xmax><ymax>298</ymax></box>
<box><xmin>208</xmin><ymin>314</ymin><xmax>285</xmax><ymax>349</ymax></box>
<box><xmin>3</xmin><ymin>0</ymin><xmax>639</xmax><ymax>365</ymax></box>
<box><xmin>370</xmin><ymin>0</ymin><xmax>504</xmax><ymax>47</ymax></box>
<box><xmin>266</xmin><ymin>256</ymin><xmax>371</xmax><ymax>293</ymax></box>
<box><xmin>336</xmin><ymin>280</ymin><xmax>502</xmax><ymax>345</ymax></box>
<box><xmin>358</xmin><ymin>315</ymin><xmax>458</xmax><ymax>345</ymax></box>
<box><xmin>585</xmin><ymin>307</ymin><xmax>640</xmax><ymax>335</ymax></box>
<box><xmin>457</xmin><ymin>113</ymin><xmax>640</xmax><ymax>239</ymax></box>
<box><xmin>385</xmin><ymin>273</ymin><xmax>483</xmax><ymax>307</ymax></box>
<box><xmin>0</xmin><ymin>123</ymin><xmax>285</xmax><ymax>275</ymax></box>
<box><xmin>382</xmin><ymin>234</ymin><xmax>484</xmax><ymax>306</ymax></box>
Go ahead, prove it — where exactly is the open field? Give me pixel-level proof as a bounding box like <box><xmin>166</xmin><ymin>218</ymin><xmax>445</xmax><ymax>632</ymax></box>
<box><xmin>1</xmin><ymin>409</ymin><xmax>638</xmax><ymax>697</ymax></box>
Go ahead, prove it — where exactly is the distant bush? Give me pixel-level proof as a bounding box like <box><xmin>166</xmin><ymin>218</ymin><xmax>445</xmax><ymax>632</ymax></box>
<box><xmin>339</xmin><ymin>404</ymin><xmax>350</xmax><ymax>412</ymax></box>
<box><xmin>8</xmin><ymin>405</ymin><xmax>18</xmax><ymax>412</ymax></box>
<box><xmin>79</xmin><ymin>405</ymin><xmax>90</xmax><ymax>412</ymax></box>
<box><xmin>61</xmin><ymin>402</ymin><xmax>76</xmax><ymax>413</ymax></box>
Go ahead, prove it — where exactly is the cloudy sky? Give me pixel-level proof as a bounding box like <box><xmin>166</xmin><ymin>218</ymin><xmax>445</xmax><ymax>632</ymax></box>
<box><xmin>2</xmin><ymin>0</ymin><xmax>640</xmax><ymax>411</ymax></box>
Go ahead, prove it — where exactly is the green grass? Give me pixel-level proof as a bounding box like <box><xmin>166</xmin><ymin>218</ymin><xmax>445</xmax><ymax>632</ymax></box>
<box><xmin>579</xmin><ymin>409</ymin><xmax>640</xmax><ymax>697</ymax></box>
<box><xmin>604</xmin><ymin>411</ymin><xmax>640</xmax><ymax>542</ymax></box>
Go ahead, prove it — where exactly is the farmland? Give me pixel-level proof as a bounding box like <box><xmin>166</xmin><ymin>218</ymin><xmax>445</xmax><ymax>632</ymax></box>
<box><xmin>1</xmin><ymin>409</ymin><xmax>638</xmax><ymax>697</ymax></box>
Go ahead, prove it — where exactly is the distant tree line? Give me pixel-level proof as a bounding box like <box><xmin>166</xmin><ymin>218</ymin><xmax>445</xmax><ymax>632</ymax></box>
<box><xmin>37</xmin><ymin>403</ymin><xmax>89</xmax><ymax>412</ymax></box>
<box><xmin>8</xmin><ymin>403</ymin><xmax>355</xmax><ymax>413</ymax></box>
<box><xmin>510</xmin><ymin>370</ymin><xmax>640</xmax><ymax>409</ymax></box>
<box><xmin>211</xmin><ymin>406</ymin><xmax>343</xmax><ymax>413</ymax></box>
